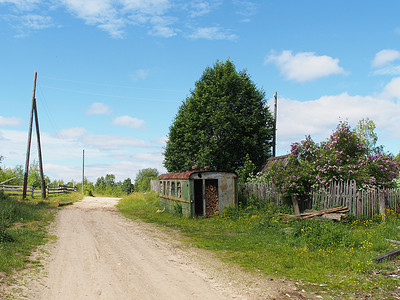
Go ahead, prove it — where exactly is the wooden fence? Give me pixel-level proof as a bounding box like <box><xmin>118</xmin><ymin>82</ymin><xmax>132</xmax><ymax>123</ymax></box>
<box><xmin>0</xmin><ymin>184</ymin><xmax>77</xmax><ymax>198</ymax></box>
<box><xmin>242</xmin><ymin>180</ymin><xmax>399</xmax><ymax>218</ymax></box>
<box><xmin>150</xmin><ymin>180</ymin><xmax>159</xmax><ymax>193</ymax></box>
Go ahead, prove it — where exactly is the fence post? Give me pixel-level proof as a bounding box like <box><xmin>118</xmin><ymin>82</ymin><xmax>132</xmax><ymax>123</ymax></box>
<box><xmin>31</xmin><ymin>184</ymin><xmax>35</xmax><ymax>198</ymax></box>
<box><xmin>379</xmin><ymin>190</ymin><xmax>386</xmax><ymax>223</ymax></box>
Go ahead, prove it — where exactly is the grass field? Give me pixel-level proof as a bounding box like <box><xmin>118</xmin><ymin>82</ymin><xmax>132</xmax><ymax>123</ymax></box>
<box><xmin>118</xmin><ymin>192</ymin><xmax>400</xmax><ymax>299</ymax></box>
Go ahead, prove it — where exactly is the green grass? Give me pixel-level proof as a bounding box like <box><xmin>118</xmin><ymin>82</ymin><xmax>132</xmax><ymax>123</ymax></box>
<box><xmin>0</xmin><ymin>191</ymin><xmax>83</xmax><ymax>274</ymax></box>
<box><xmin>117</xmin><ymin>192</ymin><xmax>400</xmax><ymax>299</ymax></box>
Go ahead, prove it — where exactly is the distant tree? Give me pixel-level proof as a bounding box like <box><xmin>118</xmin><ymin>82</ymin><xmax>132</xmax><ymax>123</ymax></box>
<box><xmin>353</xmin><ymin>118</ymin><xmax>383</xmax><ymax>154</ymax></box>
<box><xmin>121</xmin><ymin>178</ymin><xmax>134</xmax><ymax>194</ymax></box>
<box><xmin>236</xmin><ymin>154</ymin><xmax>257</xmax><ymax>185</ymax></box>
<box><xmin>95</xmin><ymin>176</ymin><xmax>106</xmax><ymax>190</ymax></box>
<box><xmin>28</xmin><ymin>161</ymin><xmax>41</xmax><ymax>187</ymax></box>
<box><xmin>395</xmin><ymin>152</ymin><xmax>400</xmax><ymax>165</ymax></box>
<box><xmin>105</xmin><ymin>174</ymin><xmax>115</xmax><ymax>188</ymax></box>
<box><xmin>163</xmin><ymin>59</ymin><xmax>274</xmax><ymax>172</ymax></box>
<box><xmin>134</xmin><ymin>168</ymin><xmax>159</xmax><ymax>193</ymax></box>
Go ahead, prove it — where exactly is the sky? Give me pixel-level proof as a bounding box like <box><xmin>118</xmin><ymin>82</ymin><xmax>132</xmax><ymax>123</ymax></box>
<box><xmin>1</xmin><ymin>0</ymin><xmax>400</xmax><ymax>183</ymax></box>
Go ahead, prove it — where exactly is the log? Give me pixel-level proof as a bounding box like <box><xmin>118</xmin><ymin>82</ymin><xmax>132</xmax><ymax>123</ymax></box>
<box><xmin>373</xmin><ymin>248</ymin><xmax>400</xmax><ymax>262</ymax></box>
<box><xmin>56</xmin><ymin>202</ymin><xmax>73</xmax><ymax>207</ymax></box>
<box><xmin>300</xmin><ymin>206</ymin><xmax>349</xmax><ymax>219</ymax></box>
<box><xmin>321</xmin><ymin>213</ymin><xmax>348</xmax><ymax>221</ymax></box>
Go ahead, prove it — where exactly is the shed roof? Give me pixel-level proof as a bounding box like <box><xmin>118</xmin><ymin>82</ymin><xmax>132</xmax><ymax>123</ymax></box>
<box><xmin>260</xmin><ymin>154</ymin><xmax>291</xmax><ymax>173</ymax></box>
<box><xmin>159</xmin><ymin>170</ymin><xmax>237</xmax><ymax>180</ymax></box>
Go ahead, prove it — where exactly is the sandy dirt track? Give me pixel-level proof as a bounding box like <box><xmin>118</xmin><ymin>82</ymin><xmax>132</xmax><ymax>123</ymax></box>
<box><xmin>3</xmin><ymin>197</ymin><xmax>318</xmax><ymax>299</ymax></box>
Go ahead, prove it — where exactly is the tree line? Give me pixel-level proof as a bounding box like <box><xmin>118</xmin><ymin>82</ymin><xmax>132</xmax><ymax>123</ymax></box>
<box><xmin>0</xmin><ymin>157</ymin><xmax>159</xmax><ymax>197</ymax></box>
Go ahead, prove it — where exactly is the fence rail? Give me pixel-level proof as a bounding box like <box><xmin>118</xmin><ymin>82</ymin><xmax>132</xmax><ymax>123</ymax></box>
<box><xmin>0</xmin><ymin>184</ymin><xmax>77</xmax><ymax>198</ymax></box>
<box><xmin>242</xmin><ymin>180</ymin><xmax>399</xmax><ymax>218</ymax></box>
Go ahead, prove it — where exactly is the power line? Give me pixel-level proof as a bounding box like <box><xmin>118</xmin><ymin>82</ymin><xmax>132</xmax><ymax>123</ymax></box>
<box><xmin>36</xmin><ymin>82</ymin><xmax>63</xmax><ymax>140</ymax></box>
<box><xmin>40</xmin><ymin>75</ymin><xmax>186</xmax><ymax>93</ymax></box>
<box><xmin>40</xmin><ymin>85</ymin><xmax>180</xmax><ymax>103</ymax></box>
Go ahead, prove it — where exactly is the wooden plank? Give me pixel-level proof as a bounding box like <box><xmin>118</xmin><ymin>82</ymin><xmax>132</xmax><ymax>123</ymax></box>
<box><xmin>373</xmin><ymin>248</ymin><xmax>400</xmax><ymax>262</ymax></box>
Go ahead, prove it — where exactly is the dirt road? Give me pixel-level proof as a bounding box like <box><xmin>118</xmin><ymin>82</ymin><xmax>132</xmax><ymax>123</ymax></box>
<box><xmin>4</xmin><ymin>197</ymin><xmax>316</xmax><ymax>299</ymax></box>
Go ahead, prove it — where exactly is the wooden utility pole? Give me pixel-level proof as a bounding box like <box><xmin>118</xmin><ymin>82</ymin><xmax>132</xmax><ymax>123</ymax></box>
<box><xmin>23</xmin><ymin>72</ymin><xmax>46</xmax><ymax>199</ymax></box>
<box><xmin>272</xmin><ymin>91</ymin><xmax>278</xmax><ymax>157</ymax></box>
<box><xmin>34</xmin><ymin>97</ymin><xmax>46</xmax><ymax>198</ymax></box>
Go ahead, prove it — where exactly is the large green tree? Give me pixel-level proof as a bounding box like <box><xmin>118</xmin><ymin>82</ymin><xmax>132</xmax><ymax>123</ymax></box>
<box><xmin>164</xmin><ymin>60</ymin><xmax>274</xmax><ymax>172</ymax></box>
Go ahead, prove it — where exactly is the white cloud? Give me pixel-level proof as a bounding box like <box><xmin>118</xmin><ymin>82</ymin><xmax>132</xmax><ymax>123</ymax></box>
<box><xmin>149</xmin><ymin>24</ymin><xmax>176</xmax><ymax>37</ymax></box>
<box><xmin>0</xmin><ymin>116</ymin><xmax>22</xmax><ymax>126</ymax></box>
<box><xmin>153</xmin><ymin>136</ymin><xmax>168</xmax><ymax>145</ymax></box>
<box><xmin>372</xmin><ymin>49</ymin><xmax>400</xmax><ymax>67</ymax></box>
<box><xmin>381</xmin><ymin>77</ymin><xmax>400</xmax><ymax>100</ymax></box>
<box><xmin>188</xmin><ymin>26</ymin><xmax>238</xmax><ymax>41</ymax></box>
<box><xmin>112</xmin><ymin>115</ymin><xmax>145</xmax><ymax>129</ymax></box>
<box><xmin>58</xmin><ymin>127</ymin><xmax>87</xmax><ymax>139</ymax></box>
<box><xmin>3</xmin><ymin>13</ymin><xmax>55</xmax><ymax>37</ymax></box>
<box><xmin>372</xmin><ymin>49</ymin><xmax>400</xmax><ymax>75</ymax></box>
<box><xmin>0</xmin><ymin>0</ymin><xmax>39</xmax><ymax>10</ymax></box>
<box><xmin>184</xmin><ymin>0</ymin><xmax>222</xmax><ymax>17</ymax></box>
<box><xmin>59</xmin><ymin>0</ymin><xmax>173</xmax><ymax>38</ymax></box>
<box><xmin>131</xmin><ymin>69</ymin><xmax>150</xmax><ymax>80</ymax></box>
<box><xmin>234</xmin><ymin>0</ymin><xmax>257</xmax><ymax>18</ymax></box>
<box><xmin>82</xmin><ymin>134</ymin><xmax>151</xmax><ymax>149</ymax></box>
<box><xmin>132</xmin><ymin>152</ymin><xmax>163</xmax><ymax>163</ymax></box>
<box><xmin>86</xmin><ymin>102</ymin><xmax>112</xmax><ymax>115</ymax></box>
<box><xmin>265</xmin><ymin>50</ymin><xmax>346</xmax><ymax>82</ymax></box>
<box><xmin>20</xmin><ymin>14</ymin><xmax>54</xmax><ymax>29</ymax></box>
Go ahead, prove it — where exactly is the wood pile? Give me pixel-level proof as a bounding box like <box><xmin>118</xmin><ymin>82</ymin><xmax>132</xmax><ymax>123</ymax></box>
<box><xmin>280</xmin><ymin>206</ymin><xmax>349</xmax><ymax>221</ymax></box>
<box><xmin>205</xmin><ymin>181</ymin><xmax>219</xmax><ymax>217</ymax></box>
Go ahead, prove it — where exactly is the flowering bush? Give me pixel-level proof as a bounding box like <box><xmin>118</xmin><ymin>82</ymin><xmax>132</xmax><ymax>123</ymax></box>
<box><xmin>257</xmin><ymin>122</ymin><xmax>399</xmax><ymax>201</ymax></box>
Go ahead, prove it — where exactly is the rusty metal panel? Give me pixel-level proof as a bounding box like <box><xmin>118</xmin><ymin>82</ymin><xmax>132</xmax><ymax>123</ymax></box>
<box><xmin>159</xmin><ymin>170</ymin><xmax>238</xmax><ymax>180</ymax></box>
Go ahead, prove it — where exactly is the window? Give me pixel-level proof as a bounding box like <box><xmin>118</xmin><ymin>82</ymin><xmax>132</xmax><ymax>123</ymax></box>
<box><xmin>163</xmin><ymin>181</ymin><xmax>166</xmax><ymax>195</ymax></box>
<box><xmin>171</xmin><ymin>181</ymin><xmax>176</xmax><ymax>197</ymax></box>
<box><xmin>167</xmin><ymin>181</ymin><xmax>170</xmax><ymax>196</ymax></box>
<box><xmin>177</xmin><ymin>182</ymin><xmax>181</xmax><ymax>198</ymax></box>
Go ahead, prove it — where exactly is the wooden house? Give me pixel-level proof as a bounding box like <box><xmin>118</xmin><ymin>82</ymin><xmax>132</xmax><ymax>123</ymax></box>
<box><xmin>158</xmin><ymin>170</ymin><xmax>238</xmax><ymax>217</ymax></box>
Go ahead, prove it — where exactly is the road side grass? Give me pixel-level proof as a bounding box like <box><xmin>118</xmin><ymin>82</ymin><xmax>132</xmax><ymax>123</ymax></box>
<box><xmin>118</xmin><ymin>192</ymin><xmax>400</xmax><ymax>299</ymax></box>
<box><xmin>0</xmin><ymin>192</ymin><xmax>83</xmax><ymax>274</ymax></box>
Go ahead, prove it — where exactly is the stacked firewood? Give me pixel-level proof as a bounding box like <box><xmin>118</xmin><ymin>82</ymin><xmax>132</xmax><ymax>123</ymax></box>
<box><xmin>205</xmin><ymin>182</ymin><xmax>219</xmax><ymax>217</ymax></box>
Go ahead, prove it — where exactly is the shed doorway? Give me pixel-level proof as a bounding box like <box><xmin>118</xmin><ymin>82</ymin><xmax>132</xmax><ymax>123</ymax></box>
<box><xmin>194</xmin><ymin>180</ymin><xmax>203</xmax><ymax>216</ymax></box>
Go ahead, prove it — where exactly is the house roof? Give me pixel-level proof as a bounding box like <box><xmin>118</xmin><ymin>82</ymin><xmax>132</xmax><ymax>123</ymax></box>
<box><xmin>260</xmin><ymin>154</ymin><xmax>291</xmax><ymax>173</ymax></box>
<box><xmin>159</xmin><ymin>170</ymin><xmax>237</xmax><ymax>180</ymax></box>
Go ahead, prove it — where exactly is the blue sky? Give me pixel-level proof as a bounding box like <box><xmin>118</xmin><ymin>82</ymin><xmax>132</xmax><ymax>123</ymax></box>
<box><xmin>1</xmin><ymin>0</ymin><xmax>400</xmax><ymax>183</ymax></box>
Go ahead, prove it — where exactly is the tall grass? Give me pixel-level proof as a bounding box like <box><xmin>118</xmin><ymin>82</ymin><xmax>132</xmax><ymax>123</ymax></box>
<box><xmin>0</xmin><ymin>192</ymin><xmax>83</xmax><ymax>274</ymax></box>
<box><xmin>117</xmin><ymin>192</ymin><xmax>400</xmax><ymax>299</ymax></box>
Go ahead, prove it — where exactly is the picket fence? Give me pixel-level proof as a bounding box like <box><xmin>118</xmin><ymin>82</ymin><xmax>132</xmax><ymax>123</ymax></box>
<box><xmin>242</xmin><ymin>180</ymin><xmax>399</xmax><ymax>218</ymax></box>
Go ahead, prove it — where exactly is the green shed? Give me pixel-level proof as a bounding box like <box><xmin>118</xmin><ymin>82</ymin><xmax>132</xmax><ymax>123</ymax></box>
<box><xmin>158</xmin><ymin>170</ymin><xmax>238</xmax><ymax>217</ymax></box>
